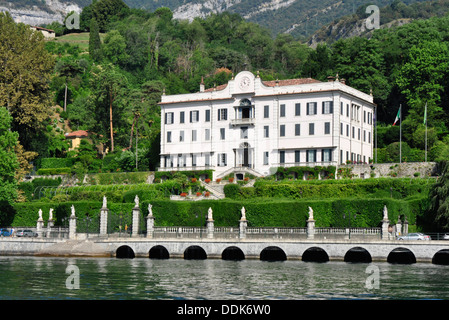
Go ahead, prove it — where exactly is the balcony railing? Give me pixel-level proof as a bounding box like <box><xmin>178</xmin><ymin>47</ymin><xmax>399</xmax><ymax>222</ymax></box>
<box><xmin>231</xmin><ymin>117</ymin><xmax>255</xmax><ymax>126</ymax></box>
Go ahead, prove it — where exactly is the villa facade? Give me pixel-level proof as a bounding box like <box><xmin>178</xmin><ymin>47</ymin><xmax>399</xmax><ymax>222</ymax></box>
<box><xmin>158</xmin><ymin>71</ymin><xmax>375</xmax><ymax>179</ymax></box>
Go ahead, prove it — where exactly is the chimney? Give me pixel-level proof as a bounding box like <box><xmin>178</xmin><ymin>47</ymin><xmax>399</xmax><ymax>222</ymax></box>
<box><xmin>200</xmin><ymin>76</ymin><xmax>205</xmax><ymax>92</ymax></box>
<box><xmin>341</xmin><ymin>78</ymin><xmax>346</xmax><ymax>85</ymax></box>
<box><xmin>327</xmin><ymin>76</ymin><xmax>335</xmax><ymax>82</ymax></box>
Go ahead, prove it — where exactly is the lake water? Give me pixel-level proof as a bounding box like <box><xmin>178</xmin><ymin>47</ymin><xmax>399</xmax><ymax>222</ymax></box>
<box><xmin>1</xmin><ymin>256</ymin><xmax>449</xmax><ymax>301</ymax></box>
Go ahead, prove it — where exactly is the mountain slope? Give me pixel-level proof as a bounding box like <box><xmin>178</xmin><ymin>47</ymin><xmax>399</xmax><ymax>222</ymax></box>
<box><xmin>0</xmin><ymin>0</ymin><xmax>440</xmax><ymax>40</ymax></box>
<box><xmin>308</xmin><ymin>0</ymin><xmax>449</xmax><ymax>47</ymax></box>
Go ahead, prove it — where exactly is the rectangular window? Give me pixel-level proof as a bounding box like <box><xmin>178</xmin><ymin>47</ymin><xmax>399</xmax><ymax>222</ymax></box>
<box><xmin>340</xmin><ymin>123</ymin><xmax>343</xmax><ymax>135</ymax></box>
<box><xmin>165</xmin><ymin>112</ymin><xmax>174</xmax><ymax>124</ymax></box>
<box><xmin>280</xmin><ymin>104</ymin><xmax>286</xmax><ymax>117</ymax></box>
<box><xmin>295</xmin><ymin>150</ymin><xmax>300</xmax><ymax>163</ymax></box>
<box><xmin>295</xmin><ymin>103</ymin><xmax>301</xmax><ymax>116</ymax></box>
<box><xmin>322</xmin><ymin>149</ymin><xmax>332</xmax><ymax>162</ymax></box>
<box><xmin>295</xmin><ymin>123</ymin><xmax>301</xmax><ymax>136</ymax></box>
<box><xmin>340</xmin><ymin>102</ymin><xmax>344</xmax><ymax>115</ymax></box>
<box><xmin>263</xmin><ymin>151</ymin><xmax>269</xmax><ymax>165</ymax></box>
<box><xmin>279</xmin><ymin>151</ymin><xmax>285</xmax><ymax>164</ymax></box>
<box><xmin>280</xmin><ymin>124</ymin><xmax>285</xmax><ymax>137</ymax></box>
<box><xmin>220</xmin><ymin>128</ymin><xmax>225</xmax><ymax>140</ymax></box>
<box><xmin>346</xmin><ymin>104</ymin><xmax>349</xmax><ymax>117</ymax></box>
<box><xmin>180</xmin><ymin>111</ymin><xmax>185</xmax><ymax>124</ymax></box>
<box><xmin>264</xmin><ymin>125</ymin><xmax>269</xmax><ymax>138</ymax></box>
<box><xmin>190</xmin><ymin>110</ymin><xmax>199</xmax><ymax>123</ymax></box>
<box><xmin>192</xmin><ymin>130</ymin><xmax>197</xmax><ymax>142</ymax></box>
<box><xmin>306</xmin><ymin>150</ymin><xmax>316</xmax><ymax>163</ymax></box>
<box><xmin>346</xmin><ymin>124</ymin><xmax>349</xmax><ymax>137</ymax></box>
<box><xmin>205</xmin><ymin>154</ymin><xmax>210</xmax><ymax>166</ymax></box>
<box><xmin>324</xmin><ymin>122</ymin><xmax>330</xmax><ymax>135</ymax></box>
<box><xmin>179</xmin><ymin>130</ymin><xmax>184</xmax><ymax>142</ymax></box>
<box><xmin>205</xmin><ymin>129</ymin><xmax>210</xmax><ymax>141</ymax></box>
<box><xmin>322</xmin><ymin>101</ymin><xmax>333</xmax><ymax>114</ymax></box>
<box><xmin>358</xmin><ymin>128</ymin><xmax>361</xmax><ymax>140</ymax></box>
<box><xmin>192</xmin><ymin>154</ymin><xmax>197</xmax><ymax>167</ymax></box>
<box><xmin>205</xmin><ymin>109</ymin><xmax>210</xmax><ymax>122</ymax></box>
<box><xmin>167</xmin><ymin>131</ymin><xmax>172</xmax><ymax>143</ymax></box>
<box><xmin>218</xmin><ymin>153</ymin><xmax>227</xmax><ymax>166</ymax></box>
<box><xmin>241</xmin><ymin>127</ymin><xmax>248</xmax><ymax>139</ymax></box>
<box><xmin>307</xmin><ymin>102</ymin><xmax>317</xmax><ymax>115</ymax></box>
<box><xmin>218</xmin><ymin>108</ymin><xmax>227</xmax><ymax>121</ymax></box>
<box><xmin>352</xmin><ymin>127</ymin><xmax>355</xmax><ymax>139</ymax></box>
<box><xmin>264</xmin><ymin>105</ymin><xmax>269</xmax><ymax>118</ymax></box>
<box><xmin>309</xmin><ymin>123</ymin><xmax>315</xmax><ymax>135</ymax></box>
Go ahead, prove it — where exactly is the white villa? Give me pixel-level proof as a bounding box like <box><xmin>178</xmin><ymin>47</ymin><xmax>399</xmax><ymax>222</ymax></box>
<box><xmin>158</xmin><ymin>71</ymin><xmax>375</xmax><ymax>179</ymax></box>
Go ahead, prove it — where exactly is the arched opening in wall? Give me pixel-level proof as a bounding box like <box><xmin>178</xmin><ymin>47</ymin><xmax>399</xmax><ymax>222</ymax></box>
<box><xmin>260</xmin><ymin>246</ymin><xmax>287</xmax><ymax>261</ymax></box>
<box><xmin>222</xmin><ymin>246</ymin><xmax>245</xmax><ymax>261</ymax></box>
<box><xmin>149</xmin><ymin>245</ymin><xmax>170</xmax><ymax>259</ymax></box>
<box><xmin>302</xmin><ymin>247</ymin><xmax>329</xmax><ymax>263</ymax></box>
<box><xmin>344</xmin><ymin>247</ymin><xmax>372</xmax><ymax>263</ymax></box>
<box><xmin>116</xmin><ymin>245</ymin><xmax>135</xmax><ymax>259</ymax></box>
<box><xmin>184</xmin><ymin>245</ymin><xmax>207</xmax><ymax>260</ymax></box>
<box><xmin>432</xmin><ymin>249</ymin><xmax>449</xmax><ymax>265</ymax></box>
<box><xmin>387</xmin><ymin>247</ymin><xmax>416</xmax><ymax>264</ymax></box>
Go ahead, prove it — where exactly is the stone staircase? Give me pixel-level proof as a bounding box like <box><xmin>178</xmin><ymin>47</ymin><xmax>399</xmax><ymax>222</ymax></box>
<box><xmin>200</xmin><ymin>181</ymin><xmax>225</xmax><ymax>199</ymax></box>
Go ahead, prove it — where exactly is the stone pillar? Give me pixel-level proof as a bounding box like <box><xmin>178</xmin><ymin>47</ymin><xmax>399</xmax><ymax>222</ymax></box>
<box><xmin>146</xmin><ymin>203</ymin><xmax>154</xmax><ymax>239</ymax></box>
<box><xmin>239</xmin><ymin>218</ymin><xmax>247</xmax><ymax>239</ymax></box>
<box><xmin>36</xmin><ymin>209</ymin><xmax>44</xmax><ymax>238</ymax></box>
<box><xmin>307</xmin><ymin>206</ymin><xmax>315</xmax><ymax>240</ymax></box>
<box><xmin>69</xmin><ymin>205</ymin><xmax>77</xmax><ymax>240</ymax></box>
<box><xmin>307</xmin><ymin>218</ymin><xmax>315</xmax><ymax>240</ymax></box>
<box><xmin>46</xmin><ymin>208</ymin><xmax>54</xmax><ymax>238</ymax></box>
<box><xmin>239</xmin><ymin>207</ymin><xmax>247</xmax><ymax>239</ymax></box>
<box><xmin>206</xmin><ymin>207</ymin><xmax>214</xmax><ymax>239</ymax></box>
<box><xmin>99</xmin><ymin>207</ymin><xmax>108</xmax><ymax>236</ymax></box>
<box><xmin>381</xmin><ymin>205</ymin><xmax>390</xmax><ymax>240</ymax></box>
<box><xmin>132</xmin><ymin>206</ymin><xmax>140</xmax><ymax>237</ymax></box>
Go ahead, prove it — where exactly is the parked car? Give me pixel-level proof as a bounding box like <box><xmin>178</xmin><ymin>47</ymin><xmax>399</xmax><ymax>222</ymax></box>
<box><xmin>443</xmin><ymin>234</ymin><xmax>449</xmax><ymax>240</ymax></box>
<box><xmin>397</xmin><ymin>233</ymin><xmax>430</xmax><ymax>240</ymax></box>
<box><xmin>0</xmin><ymin>228</ymin><xmax>12</xmax><ymax>237</ymax></box>
<box><xmin>16</xmin><ymin>230</ymin><xmax>37</xmax><ymax>237</ymax></box>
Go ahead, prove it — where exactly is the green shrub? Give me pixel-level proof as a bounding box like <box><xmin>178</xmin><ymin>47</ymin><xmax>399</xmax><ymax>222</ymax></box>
<box><xmin>40</xmin><ymin>158</ymin><xmax>74</xmax><ymax>169</ymax></box>
<box><xmin>37</xmin><ymin>168</ymin><xmax>71</xmax><ymax>175</ymax></box>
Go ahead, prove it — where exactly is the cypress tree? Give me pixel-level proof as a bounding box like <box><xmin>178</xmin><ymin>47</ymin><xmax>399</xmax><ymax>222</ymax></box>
<box><xmin>89</xmin><ymin>18</ymin><xmax>102</xmax><ymax>62</ymax></box>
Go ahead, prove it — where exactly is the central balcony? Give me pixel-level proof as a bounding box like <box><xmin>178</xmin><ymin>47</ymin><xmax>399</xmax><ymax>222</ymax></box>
<box><xmin>231</xmin><ymin>117</ymin><xmax>255</xmax><ymax>126</ymax></box>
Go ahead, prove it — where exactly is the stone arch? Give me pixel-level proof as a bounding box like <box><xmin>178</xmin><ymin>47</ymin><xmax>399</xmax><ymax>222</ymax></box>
<box><xmin>222</xmin><ymin>246</ymin><xmax>245</xmax><ymax>261</ymax></box>
<box><xmin>344</xmin><ymin>247</ymin><xmax>372</xmax><ymax>263</ymax></box>
<box><xmin>149</xmin><ymin>245</ymin><xmax>169</xmax><ymax>259</ymax></box>
<box><xmin>387</xmin><ymin>247</ymin><xmax>416</xmax><ymax>264</ymax></box>
<box><xmin>432</xmin><ymin>249</ymin><xmax>449</xmax><ymax>265</ymax></box>
<box><xmin>116</xmin><ymin>245</ymin><xmax>135</xmax><ymax>259</ymax></box>
<box><xmin>184</xmin><ymin>245</ymin><xmax>207</xmax><ymax>260</ymax></box>
<box><xmin>260</xmin><ymin>246</ymin><xmax>287</xmax><ymax>261</ymax></box>
<box><xmin>302</xmin><ymin>247</ymin><xmax>329</xmax><ymax>263</ymax></box>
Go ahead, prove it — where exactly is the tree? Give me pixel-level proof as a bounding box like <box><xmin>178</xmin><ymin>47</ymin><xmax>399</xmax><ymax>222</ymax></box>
<box><xmin>102</xmin><ymin>30</ymin><xmax>129</xmax><ymax>66</ymax></box>
<box><xmin>89</xmin><ymin>64</ymin><xmax>128</xmax><ymax>152</ymax></box>
<box><xmin>0</xmin><ymin>12</ymin><xmax>54</xmax><ymax>151</ymax></box>
<box><xmin>429</xmin><ymin>161</ymin><xmax>449</xmax><ymax>230</ymax></box>
<box><xmin>0</xmin><ymin>107</ymin><xmax>19</xmax><ymax>207</ymax></box>
<box><xmin>89</xmin><ymin>18</ymin><xmax>102</xmax><ymax>62</ymax></box>
<box><xmin>396</xmin><ymin>41</ymin><xmax>449</xmax><ymax>131</ymax></box>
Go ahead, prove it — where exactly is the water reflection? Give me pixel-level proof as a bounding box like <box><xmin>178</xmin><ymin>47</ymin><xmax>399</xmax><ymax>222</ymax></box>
<box><xmin>0</xmin><ymin>256</ymin><xmax>449</xmax><ymax>300</ymax></box>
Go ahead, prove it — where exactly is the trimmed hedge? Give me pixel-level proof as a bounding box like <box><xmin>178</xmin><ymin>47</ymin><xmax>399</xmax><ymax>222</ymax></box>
<box><xmin>37</xmin><ymin>168</ymin><xmax>71</xmax><ymax>175</ymax></box>
<box><xmin>11</xmin><ymin>197</ymin><xmax>427</xmax><ymax>230</ymax></box>
<box><xmin>40</xmin><ymin>158</ymin><xmax>75</xmax><ymax>169</ymax></box>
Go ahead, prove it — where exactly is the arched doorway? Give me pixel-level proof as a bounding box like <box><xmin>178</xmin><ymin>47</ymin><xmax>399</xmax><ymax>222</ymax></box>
<box><xmin>387</xmin><ymin>247</ymin><xmax>416</xmax><ymax>264</ymax></box>
<box><xmin>302</xmin><ymin>247</ymin><xmax>329</xmax><ymax>263</ymax></box>
<box><xmin>116</xmin><ymin>245</ymin><xmax>135</xmax><ymax>259</ymax></box>
<box><xmin>149</xmin><ymin>245</ymin><xmax>169</xmax><ymax>259</ymax></box>
<box><xmin>344</xmin><ymin>247</ymin><xmax>372</xmax><ymax>263</ymax></box>
<box><xmin>260</xmin><ymin>246</ymin><xmax>287</xmax><ymax>261</ymax></box>
<box><xmin>184</xmin><ymin>245</ymin><xmax>207</xmax><ymax>260</ymax></box>
<box><xmin>222</xmin><ymin>246</ymin><xmax>245</xmax><ymax>261</ymax></box>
